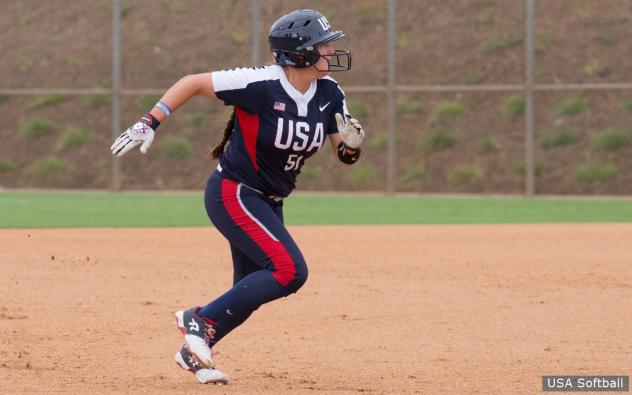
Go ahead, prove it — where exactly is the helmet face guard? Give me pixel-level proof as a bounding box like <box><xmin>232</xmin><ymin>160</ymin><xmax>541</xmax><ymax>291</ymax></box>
<box><xmin>274</xmin><ymin>49</ymin><xmax>351</xmax><ymax>72</ymax></box>
<box><xmin>314</xmin><ymin>49</ymin><xmax>351</xmax><ymax>72</ymax></box>
<box><xmin>269</xmin><ymin>10</ymin><xmax>352</xmax><ymax>72</ymax></box>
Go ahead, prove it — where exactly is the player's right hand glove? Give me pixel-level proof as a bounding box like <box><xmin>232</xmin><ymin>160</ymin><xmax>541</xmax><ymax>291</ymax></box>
<box><xmin>110</xmin><ymin>114</ymin><xmax>157</xmax><ymax>156</ymax></box>
<box><xmin>335</xmin><ymin>113</ymin><xmax>365</xmax><ymax>149</ymax></box>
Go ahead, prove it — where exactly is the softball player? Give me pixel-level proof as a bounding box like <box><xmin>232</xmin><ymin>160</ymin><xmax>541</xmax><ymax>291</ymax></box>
<box><xmin>111</xmin><ymin>9</ymin><xmax>365</xmax><ymax>385</ymax></box>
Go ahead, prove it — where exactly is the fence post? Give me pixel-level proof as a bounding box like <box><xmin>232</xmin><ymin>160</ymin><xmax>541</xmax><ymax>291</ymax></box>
<box><xmin>251</xmin><ymin>0</ymin><xmax>261</xmax><ymax>65</ymax></box>
<box><xmin>386</xmin><ymin>0</ymin><xmax>397</xmax><ymax>194</ymax></box>
<box><xmin>525</xmin><ymin>0</ymin><xmax>535</xmax><ymax>195</ymax></box>
<box><xmin>111</xmin><ymin>0</ymin><xmax>122</xmax><ymax>190</ymax></box>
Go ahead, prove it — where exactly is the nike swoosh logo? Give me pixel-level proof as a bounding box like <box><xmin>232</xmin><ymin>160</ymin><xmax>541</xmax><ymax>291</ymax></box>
<box><xmin>319</xmin><ymin>102</ymin><xmax>331</xmax><ymax>111</ymax></box>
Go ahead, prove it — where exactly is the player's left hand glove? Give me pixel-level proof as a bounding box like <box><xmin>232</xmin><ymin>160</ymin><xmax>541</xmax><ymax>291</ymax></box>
<box><xmin>335</xmin><ymin>113</ymin><xmax>365</xmax><ymax>149</ymax></box>
<box><xmin>110</xmin><ymin>114</ymin><xmax>156</xmax><ymax>156</ymax></box>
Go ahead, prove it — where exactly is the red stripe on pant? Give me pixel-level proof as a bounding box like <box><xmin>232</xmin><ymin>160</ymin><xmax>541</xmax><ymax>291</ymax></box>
<box><xmin>220</xmin><ymin>178</ymin><xmax>296</xmax><ymax>287</ymax></box>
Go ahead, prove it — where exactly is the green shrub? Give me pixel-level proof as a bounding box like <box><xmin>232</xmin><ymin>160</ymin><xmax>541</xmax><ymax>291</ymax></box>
<box><xmin>483</xmin><ymin>33</ymin><xmax>521</xmax><ymax>54</ymax></box>
<box><xmin>475</xmin><ymin>9</ymin><xmax>494</xmax><ymax>26</ymax></box>
<box><xmin>21</xmin><ymin>119</ymin><xmax>56</xmax><ymax>138</ymax></box>
<box><xmin>29</xmin><ymin>156</ymin><xmax>67</xmax><ymax>175</ymax></box>
<box><xmin>397</xmin><ymin>34</ymin><xmax>412</xmax><ymax>49</ymax></box>
<box><xmin>349</xmin><ymin>165</ymin><xmax>376</xmax><ymax>185</ymax></box>
<box><xmin>538</xmin><ymin>128</ymin><xmax>576</xmax><ymax>149</ymax></box>
<box><xmin>0</xmin><ymin>159</ymin><xmax>17</xmax><ymax>173</ymax></box>
<box><xmin>27</xmin><ymin>95</ymin><xmax>66</xmax><ymax>110</ymax></box>
<box><xmin>592</xmin><ymin>128</ymin><xmax>629</xmax><ymax>151</ymax></box>
<box><xmin>463</xmin><ymin>71</ymin><xmax>482</xmax><ymax>85</ymax></box>
<box><xmin>450</xmin><ymin>165</ymin><xmax>480</xmax><ymax>186</ymax></box>
<box><xmin>420</xmin><ymin>129</ymin><xmax>458</xmax><ymax>152</ymax></box>
<box><xmin>58</xmin><ymin>127</ymin><xmax>94</xmax><ymax>149</ymax></box>
<box><xmin>356</xmin><ymin>4</ymin><xmax>386</xmax><ymax>25</ymax></box>
<box><xmin>535</xmin><ymin>32</ymin><xmax>553</xmax><ymax>54</ymax></box>
<box><xmin>298</xmin><ymin>165</ymin><xmax>322</xmax><ymax>182</ymax></box>
<box><xmin>346</xmin><ymin>99</ymin><xmax>369</xmax><ymax>118</ymax></box>
<box><xmin>228</xmin><ymin>31</ymin><xmax>248</xmax><ymax>45</ymax></box>
<box><xmin>595</xmin><ymin>30</ymin><xmax>618</xmax><ymax>46</ymax></box>
<box><xmin>85</xmin><ymin>94</ymin><xmax>111</xmax><ymax>106</ymax></box>
<box><xmin>478</xmin><ymin>135</ymin><xmax>500</xmax><ymax>154</ymax></box>
<box><xmin>575</xmin><ymin>163</ymin><xmax>616</xmax><ymax>182</ymax></box>
<box><xmin>396</xmin><ymin>100</ymin><xmax>424</xmax><ymax>118</ymax></box>
<box><xmin>514</xmin><ymin>159</ymin><xmax>544</xmax><ymax>177</ymax></box>
<box><xmin>161</xmin><ymin>136</ymin><xmax>192</xmax><ymax>160</ymax></box>
<box><xmin>140</xmin><ymin>95</ymin><xmax>162</xmax><ymax>110</ymax></box>
<box><xmin>182</xmin><ymin>112</ymin><xmax>206</xmax><ymax>128</ymax></box>
<box><xmin>502</xmin><ymin>95</ymin><xmax>525</xmax><ymax>119</ymax></box>
<box><xmin>0</xmin><ymin>95</ymin><xmax>9</xmax><ymax>105</ymax></box>
<box><xmin>370</xmin><ymin>134</ymin><xmax>404</xmax><ymax>152</ymax></box>
<box><xmin>402</xmin><ymin>167</ymin><xmax>426</xmax><ymax>184</ymax></box>
<box><xmin>583</xmin><ymin>59</ymin><xmax>606</xmax><ymax>77</ymax></box>
<box><xmin>433</xmin><ymin>101</ymin><xmax>466</xmax><ymax>119</ymax></box>
<box><xmin>551</xmin><ymin>96</ymin><xmax>589</xmax><ymax>118</ymax></box>
<box><xmin>167</xmin><ymin>0</ymin><xmax>190</xmax><ymax>13</ymax></box>
<box><xmin>622</xmin><ymin>100</ymin><xmax>632</xmax><ymax>112</ymax></box>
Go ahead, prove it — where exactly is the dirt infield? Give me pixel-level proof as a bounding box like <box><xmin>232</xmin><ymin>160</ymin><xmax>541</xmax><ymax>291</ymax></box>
<box><xmin>1</xmin><ymin>225</ymin><xmax>631</xmax><ymax>394</ymax></box>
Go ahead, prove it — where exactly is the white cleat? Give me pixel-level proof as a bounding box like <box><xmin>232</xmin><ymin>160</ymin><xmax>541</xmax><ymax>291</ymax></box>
<box><xmin>175</xmin><ymin>344</ymin><xmax>230</xmax><ymax>385</ymax></box>
<box><xmin>174</xmin><ymin>307</ymin><xmax>216</xmax><ymax>369</ymax></box>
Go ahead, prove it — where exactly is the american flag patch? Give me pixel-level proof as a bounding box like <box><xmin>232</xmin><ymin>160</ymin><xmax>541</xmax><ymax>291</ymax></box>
<box><xmin>274</xmin><ymin>101</ymin><xmax>286</xmax><ymax>111</ymax></box>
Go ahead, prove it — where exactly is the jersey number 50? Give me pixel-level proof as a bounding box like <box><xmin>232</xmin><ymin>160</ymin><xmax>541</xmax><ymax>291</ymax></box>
<box><xmin>285</xmin><ymin>154</ymin><xmax>304</xmax><ymax>171</ymax></box>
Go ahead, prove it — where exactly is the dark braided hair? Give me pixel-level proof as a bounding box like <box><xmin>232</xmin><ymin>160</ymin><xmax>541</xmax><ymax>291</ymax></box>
<box><xmin>211</xmin><ymin>110</ymin><xmax>236</xmax><ymax>159</ymax></box>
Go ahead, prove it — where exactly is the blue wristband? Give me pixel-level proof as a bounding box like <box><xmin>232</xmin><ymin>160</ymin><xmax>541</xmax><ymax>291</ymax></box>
<box><xmin>154</xmin><ymin>101</ymin><xmax>172</xmax><ymax>117</ymax></box>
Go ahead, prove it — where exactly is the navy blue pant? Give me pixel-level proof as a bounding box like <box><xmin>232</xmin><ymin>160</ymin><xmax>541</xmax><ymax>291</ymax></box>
<box><xmin>198</xmin><ymin>170</ymin><xmax>308</xmax><ymax>347</ymax></box>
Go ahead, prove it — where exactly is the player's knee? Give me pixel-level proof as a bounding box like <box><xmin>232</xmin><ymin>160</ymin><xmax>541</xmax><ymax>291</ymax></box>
<box><xmin>286</xmin><ymin>256</ymin><xmax>308</xmax><ymax>294</ymax></box>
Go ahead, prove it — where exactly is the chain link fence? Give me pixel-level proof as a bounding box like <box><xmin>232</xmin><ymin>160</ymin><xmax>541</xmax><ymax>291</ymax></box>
<box><xmin>1</xmin><ymin>0</ymin><xmax>631</xmax><ymax>194</ymax></box>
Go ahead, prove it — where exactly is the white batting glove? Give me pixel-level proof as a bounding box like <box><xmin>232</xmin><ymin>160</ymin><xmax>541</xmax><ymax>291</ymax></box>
<box><xmin>110</xmin><ymin>115</ymin><xmax>156</xmax><ymax>156</ymax></box>
<box><xmin>335</xmin><ymin>113</ymin><xmax>365</xmax><ymax>149</ymax></box>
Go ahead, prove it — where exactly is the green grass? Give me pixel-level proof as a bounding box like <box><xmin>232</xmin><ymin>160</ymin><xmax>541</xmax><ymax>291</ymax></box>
<box><xmin>161</xmin><ymin>136</ymin><xmax>192</xmax><ymax>160</ymax></box>
<box><xmin>370</xmin><ymin>134</ymin><xmax>404</xmax><ymax>152</ymax></box>
<box><xmin>450</xmin><ymin>164</ymin><xmax>480</xmax><ymax>186</ymax></box>
<box><xmin>420</xmin><ymin>129</ymin><xmax>458</xmax><ymax>152</ymax></box>
<box><xmin>592</xmin><ymin>128</ymin><xmax>629</xmax><ymax>151</ymax></box>
<box><xmin>575</xmin><ymin>163</ymin><xmax>617</xmax><ymax>182</ymax></box>
<box><xmin>401</xmin><ymin>167</ymin><xmax>426</xmax><ymax>185</ymax></box>
<box><xmin>552</xmin><ymin>96</ymin><xmax>589</xmax><ymax>118</ymax></box>
<box><xmin>28</xmin><ymin>156</ymin><xmax>67</xmax><ymax>176</ymax></box>
<box><xmin>396</xmin><ymin>100</ymin><xmax>424</xmax><ymax>118</ymax></box>
<box><xmin>20</xmin><ymin>119</ymin><xmax>56</xmax><ymax>139</ymax></box>
<box><xmin>1</xmin><ymin>191</ymin><xmax>631</xmax><ymax>228</ymax></box>
<box><xmin>433</xmin><ymin>101</ymin><xmax>466</xmax><ymax>119</ymax></box>
<box><xmin>140</xmin><ymin>95</ymin><xmax>162</xmax><ymax>110</ymax></box>
<box><xmin>0</xmin><ymin>159</ymin><xmax>17</xmax><ymax>173</ymax></box>
<box><xmin>462</xmin><ymin>71</ymin><xmax>483</xmax><ymax>85</ymax></box>
<box><xmin>228</xmin><ymin>31</ymin><xmax>248</xmax><ymax>45</ymax></box>
<box><xmin>27</xmin><ymin>95</ymin><xmax>66</xmax><ymax>110</ymax></box>
<box><xmin>346</xmin><ymin>99</ymin><xmax>369</xmax><ymax>119</ymax></box>
<box><xmin>538</xmin><ymin>128</ymin><xmax>576</xmax><ymax>149</ymax></box>
<box><xmin>502</xmin><ymin>95</ymin><xmax>525</xmax><ymax>119</ymax></box>
<box><xmin>58</xmin><ymin>127</ymin><xmax>94</xmax><ymax>149</ymax></box>
<box><xmin>297</xmin><ymin>165</ymin><xmax>322</xmax><ymax>183</ymax></box>
<box><xmin>0</xmin><ymin>95</ymin><xmax>9</xmax><ymax>105</ymax></box>
<box><xmin>181</xmin><ymin>112</ymin><xmax>206</xmax><ymax>128</ymax></box>
<box><xmin>595</xmin><ymin>30</ymin><xmax>618</xmax><ymax>46</ymax></box>
<box><xmin>349</xmin><ymin>165</ymin><xmax>377</xmax><ymax>186</ymax></box>
<box><xmin>478</xmin><ymin>135</ymin><xmax>500</xmax><ymax>154</ymax></box>
<box><xmin>535</xmin><ymin>32</ymin><xmax>553</xmax><ymax>54</ymax></box>
<box><xmin>84</xmin><ymin>94</ymin><xmax>111</xmax><ymax>106</ymax></box>
<box><xmin>482</xmin><ymin>33</ymin><xmax>521</xmax><ymax>54</ymax></box>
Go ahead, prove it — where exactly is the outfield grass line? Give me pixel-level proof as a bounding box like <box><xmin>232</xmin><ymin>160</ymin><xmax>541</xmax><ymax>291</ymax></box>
<box><xmin>1</xmin><ymin>190</ymin><xmax>631</xmax><ymax>228</ymax></box>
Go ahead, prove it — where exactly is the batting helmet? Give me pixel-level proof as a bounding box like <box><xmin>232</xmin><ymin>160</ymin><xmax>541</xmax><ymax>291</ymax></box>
<box><xmin>268</xmin><ymin>9</ymin><xmax>351</xmax><ymax>71</ymax></box>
